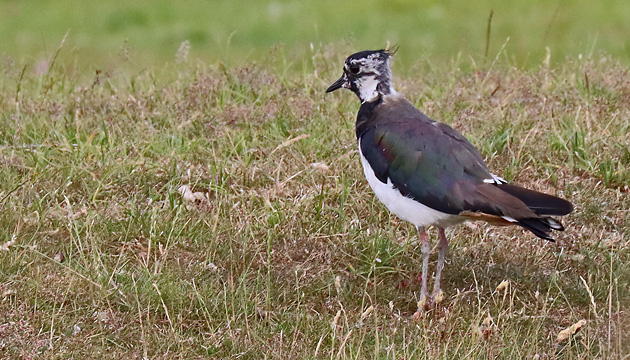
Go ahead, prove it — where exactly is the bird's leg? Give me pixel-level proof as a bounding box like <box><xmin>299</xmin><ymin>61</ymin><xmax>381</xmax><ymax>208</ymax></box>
<box><xmin>432</xmin><ymin>227</ymin><xmax>448</xmax><ymax>305</ymax></box>
<box><xmin>417</xmin><ymin>226</ymin><xmax>430</xmax><ymax>310</ymax></box>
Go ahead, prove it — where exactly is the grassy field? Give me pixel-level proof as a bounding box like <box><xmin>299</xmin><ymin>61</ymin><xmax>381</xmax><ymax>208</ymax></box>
<box><xmin>3</xmin><ymin>0</ymin><xmax>630</xmax><ymax>71</ymax></box>
<box><xmin>0</xmin><ymin>40</ymin><xmax>629</xmax><ymax>358</ymax></box>
<box><xmin>1</xmin><ymin>1</ymin><xmax>630</xmax><ymax>358</ymax></box>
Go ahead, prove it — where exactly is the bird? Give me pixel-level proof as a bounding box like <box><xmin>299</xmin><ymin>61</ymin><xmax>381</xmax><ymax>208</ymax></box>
<box><xmin>326</xmin><ymin>49</ymin><xmax>573</xmax><ymax>314</ymax></box>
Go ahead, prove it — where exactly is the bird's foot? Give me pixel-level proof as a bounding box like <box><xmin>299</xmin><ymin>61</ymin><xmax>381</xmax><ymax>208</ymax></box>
<box><xmin>412</xmin><ymin>294</ymin><xmax>429</xmax><ymax>322</ymax></box>
<box><xmin>417</xmin><ymin>294</ymin><xmax>430</xmax><ymax>310</ymax></box>
<box><xmin>412</xmin><ymin>290</ymin><xmax>446</xmax><ymax>321</ymax></box>
<box><xmin>433</xmin><ymin>289</ymin><xmax>444</xmax><ymax>305</ymax></box>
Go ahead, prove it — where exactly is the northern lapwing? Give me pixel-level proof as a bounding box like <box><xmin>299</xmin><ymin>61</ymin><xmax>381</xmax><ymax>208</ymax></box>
<box><xmin>326</xmin><ymin>49</ymin><xmax>573</xmax><ymax>313</ymax></box>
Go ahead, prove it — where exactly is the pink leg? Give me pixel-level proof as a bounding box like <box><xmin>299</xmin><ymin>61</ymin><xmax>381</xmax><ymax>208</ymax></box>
<box><xmin>418</xmin><ymin>226</ymin><xmax>430</xmax><ymax>309</ymax></box>
<box><xmin>432</xmin><ymin>227</ymin><xmax>448</xmax><ymax>303</ymax></box>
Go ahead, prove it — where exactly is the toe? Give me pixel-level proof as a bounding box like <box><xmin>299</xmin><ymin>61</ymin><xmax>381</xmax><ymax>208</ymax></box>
<box><xmin>433</xmin><ymin>290</ymin><xmax>445</xmax><ymax>305</ymax></box>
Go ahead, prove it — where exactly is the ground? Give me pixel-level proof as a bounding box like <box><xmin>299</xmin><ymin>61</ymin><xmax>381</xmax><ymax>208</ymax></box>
<box><xmin>0</xmin><ymin>43</ymin><xmax>629</xmax><ymax>358</ymax></box>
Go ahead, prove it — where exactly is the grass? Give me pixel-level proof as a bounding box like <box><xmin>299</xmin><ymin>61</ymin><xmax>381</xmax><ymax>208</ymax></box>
<box><xmin>0</xmin><ymin>42</ymin><xmax>629</xmax><ymax>359</ymax></box>
<box><xmin>3</xmin><ymin>0</ymin><xmax>630</xmax><ymax>71</ymax></box>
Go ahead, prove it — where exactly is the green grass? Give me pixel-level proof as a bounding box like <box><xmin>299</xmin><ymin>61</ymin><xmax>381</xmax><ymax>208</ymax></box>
<box><xmin>3</xmin><ymin>0</ymin><xmax>630</xmax><ymax>72</ymax></box>
<box><xmin>0</xmin><ymin>42</ymin><xmax>628</xmax><ymax>358</ymax></box>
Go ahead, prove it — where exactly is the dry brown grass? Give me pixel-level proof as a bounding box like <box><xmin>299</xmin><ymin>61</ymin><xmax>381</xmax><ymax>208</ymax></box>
<box><xmin>0</xmin><ymin>46</ymin><xmax>628</xmax><ymax>358</ymax></box>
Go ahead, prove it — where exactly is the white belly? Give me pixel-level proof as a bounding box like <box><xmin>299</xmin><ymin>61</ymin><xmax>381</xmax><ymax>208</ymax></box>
<box><xmin>359</xmin><ymin>145</ymin><xmax>465</xmax><ymax>229</ymax></box>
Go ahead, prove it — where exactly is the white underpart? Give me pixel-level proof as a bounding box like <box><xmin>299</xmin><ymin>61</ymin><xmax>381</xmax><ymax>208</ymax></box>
<box><xmin>359</xmin><ymin>140</ymin><xmax>466</xmax><ymax>228</ymax></box>
<box><xmin>357</xmin><ymin>75</ymin><xmax>381</xmax><ymax>103</ymax></box>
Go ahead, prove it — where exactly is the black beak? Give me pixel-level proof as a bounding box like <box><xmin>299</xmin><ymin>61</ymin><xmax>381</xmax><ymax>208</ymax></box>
<box><xmin>326</xmin><ymin>75</ymin><xmax>346</xmax><ymax>93</ymax></box>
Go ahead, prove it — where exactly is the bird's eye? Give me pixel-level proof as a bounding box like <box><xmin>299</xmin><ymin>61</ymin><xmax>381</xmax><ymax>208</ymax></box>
<box><xmin>348</xmin><ymin>64</ymin><xmax>360</xmax><ymax>74</ymax></box>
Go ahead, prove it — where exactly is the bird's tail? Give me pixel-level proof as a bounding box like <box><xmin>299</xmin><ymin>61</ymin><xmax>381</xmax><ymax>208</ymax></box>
<box><xmin>497</xmin><ymin>183</ymin><xmax>573</xmax><ymax>241</ymax></box>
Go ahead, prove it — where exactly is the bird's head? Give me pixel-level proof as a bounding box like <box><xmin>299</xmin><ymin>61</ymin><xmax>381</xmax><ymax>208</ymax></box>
<box><xmin>326</xmin><ymin>48</ymin><xmax>396</xmax><ymax>103</ymax></box>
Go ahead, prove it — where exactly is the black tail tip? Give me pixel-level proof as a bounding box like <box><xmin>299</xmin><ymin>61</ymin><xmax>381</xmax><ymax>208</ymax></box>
<box><xmin>518</xmin><ymin>217</ymin><xmax>565</xmax><ymax>241</ymax></box>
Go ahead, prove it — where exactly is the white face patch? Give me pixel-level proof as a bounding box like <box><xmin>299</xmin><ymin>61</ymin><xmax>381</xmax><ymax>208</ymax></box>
<box><xmin>346</xmin><ymin>58</ymin><xmax>382</xmax><ymax>75</ymax></box>
<box><xmin>356</xmin><ymin>75</ymin><xmax>380</xmax><ymax>103</ymax></box>
<box><xmin>344</xmin><ymin>54</ymin><xmax>396</xmax><ymax>102</ymax></box>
